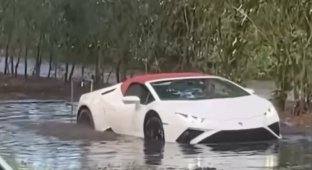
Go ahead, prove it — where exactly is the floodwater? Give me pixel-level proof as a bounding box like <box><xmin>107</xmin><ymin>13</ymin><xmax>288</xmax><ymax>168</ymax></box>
<box><xmin>0</xmin><ymin>102</ymin><xmax>312</xmax><ymax>170</ymax></box>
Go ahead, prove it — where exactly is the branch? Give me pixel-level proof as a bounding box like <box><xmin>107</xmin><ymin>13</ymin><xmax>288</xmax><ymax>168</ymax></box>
<box><xmin>232</xmin><ymin>5</ymin><xmax>270</xmax><ymax>43</ymax></box>
<box><xmin>304</xmin><ymin>11</ymin><xmax>312</xmax><ymax>49</ymax></box>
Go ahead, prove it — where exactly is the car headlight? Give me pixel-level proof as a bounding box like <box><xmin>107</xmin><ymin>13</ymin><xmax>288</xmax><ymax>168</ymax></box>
<box><xmin>265</xmin><ymin>106</ymin><xmax>277</xmax><ymax>117</ymax></box>
<box><xmin>175</xmin><ymin>112</ymin><xmax>205</xmax><ymax>123</ymax></box>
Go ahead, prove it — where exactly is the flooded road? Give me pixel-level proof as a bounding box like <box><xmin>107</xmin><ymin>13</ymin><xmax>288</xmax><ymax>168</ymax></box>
<box><xmin>0</xmin><ymin>102</ymin><xmax>312</xmax><ymax>170</ymax></box>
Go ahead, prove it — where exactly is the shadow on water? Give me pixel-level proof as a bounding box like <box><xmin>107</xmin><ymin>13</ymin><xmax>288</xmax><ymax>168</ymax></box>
<box><xmin>0</xmin><ymin>102</ymin><xmax>312</xmax><ymax>169</ymax></box>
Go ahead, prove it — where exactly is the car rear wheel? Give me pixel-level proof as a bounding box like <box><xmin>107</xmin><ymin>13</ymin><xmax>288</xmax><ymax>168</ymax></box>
<box><xmin>144</xmin><ymin>116</ymin><xmax>165</xmax><ymax>142</ymax></box>
<box><xmin>77</xmin><ymin>108</ymin><xmax>94</xmax><ymax>129</ymax></box>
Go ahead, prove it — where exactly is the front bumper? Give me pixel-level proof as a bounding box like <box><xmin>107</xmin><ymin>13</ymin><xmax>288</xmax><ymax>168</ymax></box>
<box><xmin>176</xmin><ymin>122</ymin><xmax>281</xmax><ymax>144</ymax></box>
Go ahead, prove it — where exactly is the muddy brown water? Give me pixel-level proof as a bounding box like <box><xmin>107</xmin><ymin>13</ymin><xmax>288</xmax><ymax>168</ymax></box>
<box><xmin>0</xmin><ymin>102</ymin><xmax>312</xmax><ymax>170</ymax></box>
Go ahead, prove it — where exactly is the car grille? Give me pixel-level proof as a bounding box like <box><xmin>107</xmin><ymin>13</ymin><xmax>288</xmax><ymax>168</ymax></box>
<box><xmin>199</xmin><ymin>123</ymin><xmax>280</xmax><ymax>144</ymax></box>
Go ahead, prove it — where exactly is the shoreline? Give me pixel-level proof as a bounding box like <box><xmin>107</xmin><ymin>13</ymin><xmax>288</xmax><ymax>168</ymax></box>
<box><xmin>0</xmin><ymin>74</ymin><xmax>89</xmax><ymax>102</ymax></box>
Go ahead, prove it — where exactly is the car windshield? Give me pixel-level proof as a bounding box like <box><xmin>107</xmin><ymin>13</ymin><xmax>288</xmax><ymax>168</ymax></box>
<box><xmin>150</xmin><ymin>78</ymin><xmax>250</xmax><ymax>100</ymax></box>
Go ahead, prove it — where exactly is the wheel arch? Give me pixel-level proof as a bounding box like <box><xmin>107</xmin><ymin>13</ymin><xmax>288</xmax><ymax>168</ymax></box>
<box><xmin>144</xmin><ymin>110</ymin><xmax>162</xmax><ymax>127</ymax></box>
<box><xmin>77</xmin><ymin>105</ymin><xmax>90</xmax><ymax>120</ymax></box>
<box><xmin>77</xmin><ymin>101</ymin><xmax>110</xmax><ymax>132</ymax></box>
<box><xmin>144</xmin><ymin>110</ymin><xmax>161</xmax><ymax>121</ymax></box>
<box><xmin>77</xmin><ymin>105</ymin><xmax>95</xmax><ymax>129</ymax></box>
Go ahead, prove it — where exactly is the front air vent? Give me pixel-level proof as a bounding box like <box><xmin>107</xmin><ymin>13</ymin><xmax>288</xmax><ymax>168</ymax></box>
<box><xmin>268</xmin><ymin>122</ymin><xmax>280</xmax><ymax>136</ymax></box>
<box><xmin>199</xmin><ymin>127</ymin><xmax>277</xmax><ymax>144</ymax></box>
<box><xmin>176</xmin><ymin>129</ymin><xmax>204</xmax><ymax>143</ymax></box>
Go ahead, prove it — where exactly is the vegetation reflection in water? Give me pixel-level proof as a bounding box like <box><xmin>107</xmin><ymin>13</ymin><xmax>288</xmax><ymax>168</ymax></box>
<box><xmin>0</xmin><ymin>102</ymin><xmax>311</xmax><ymax>170</ymax></box>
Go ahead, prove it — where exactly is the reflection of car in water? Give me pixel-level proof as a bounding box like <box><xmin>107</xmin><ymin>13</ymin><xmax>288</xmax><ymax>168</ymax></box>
<box><xmin>82</xmin><ymin>139</ymin><xmax>279</xmax><ymax>169</ymax></box>
<box><xmin>76</xmin><ymin>72</ymin><xmax>281</xmax><ymax>144</ymax></box>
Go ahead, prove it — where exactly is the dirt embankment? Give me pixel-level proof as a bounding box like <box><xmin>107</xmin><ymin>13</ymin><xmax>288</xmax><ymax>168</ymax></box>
<box><xmin>0</xmin><ymin>74</ymin><xmax>90</xmax><ymax>101</ymax></box>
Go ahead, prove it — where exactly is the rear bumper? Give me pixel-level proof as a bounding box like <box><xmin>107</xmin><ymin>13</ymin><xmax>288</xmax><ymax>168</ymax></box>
<box><xmin>176</xmin><ymin>122</ymin><xmax>281</xmax><ymax>144</ymax></box>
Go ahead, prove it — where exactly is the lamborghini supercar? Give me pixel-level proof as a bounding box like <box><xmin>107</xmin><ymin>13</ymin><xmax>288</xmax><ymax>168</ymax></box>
<box><xmin>76</xmin><ymin>72</ymin><xmax>281</xmax><ymax>144</ymax></box>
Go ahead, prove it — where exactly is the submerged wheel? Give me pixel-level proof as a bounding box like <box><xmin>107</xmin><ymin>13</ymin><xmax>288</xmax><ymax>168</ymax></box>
<box><xmin>77</xmin><ymin>108</ymin><xmax>95</xmax><ymax>129</ymax></box>
<box><xmin>144</xmin><ymin>116</ymin><xmax>165</xmax><ymax>142</ymax></box>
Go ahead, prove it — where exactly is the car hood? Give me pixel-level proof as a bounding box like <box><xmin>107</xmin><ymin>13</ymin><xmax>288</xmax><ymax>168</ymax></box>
<box><xmin>160</xmin><ymin>95</ymin><xmax>272</xmax><ymax>121</ymax></box>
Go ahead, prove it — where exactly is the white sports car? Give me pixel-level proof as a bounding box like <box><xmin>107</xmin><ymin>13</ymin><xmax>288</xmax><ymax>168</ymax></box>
<box><xmin>76</xmin><ymin>72</ymin><xmax>281</xmax><ymax>144</ymax></box>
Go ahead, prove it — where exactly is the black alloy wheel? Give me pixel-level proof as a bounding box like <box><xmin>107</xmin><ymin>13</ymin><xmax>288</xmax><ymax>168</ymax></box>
<box><xmin>144</xmin><ymin>116</ymin><xmax>165</xmax><ymax>142</ymax></box>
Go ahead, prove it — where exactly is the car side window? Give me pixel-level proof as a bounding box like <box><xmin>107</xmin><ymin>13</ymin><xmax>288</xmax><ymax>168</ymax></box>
<box><xmin>124</xmin><ymin>83</ymin><xmax>154</xmax><ymax>105</ymax></box>
<box><xmin>144</xmin><ymin>92</ymin><xmax>155</xmax><ymax>105</ymax></box>
<box><xmin>125</xmin><ymin>84</ymin><xmax>141</xmax><ymax>96</ymax></box>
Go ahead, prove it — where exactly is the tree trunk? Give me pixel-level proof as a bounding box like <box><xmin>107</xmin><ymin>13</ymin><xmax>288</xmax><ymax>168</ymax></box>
<box><xmin>4</xmin><ymin>1</ymin><xmax>16</xmax><ymax>75</ymax></box>
<box><xmin>47</xmin><ymin>54</ymin><xmax>53</xmax><ymax>78</ymax></box>
<box><xmin>54</xmin><ymin>62</ymin><xmax>57</xmax><ymax>78</ymax></box>
<box><xmin>81</xmin><ymin>65</ymin><xmax>85</xmax><ymax>78</ymax></box>
<box><xmin>33</xmin><ymin>34</ymin><xmax>43</xmax><ymax>77</ymax></box>
<box><xmin>106</xmin><ymin>69</ymin><xmax>113</xmax><ymax>84</ymax></box>
<box><xmin>14</xmin><ymin>44</ymin><xmax>23</xmax><ymax>77</ymax></box>
<box><xmin>121</xmin><ymin>63</ymin><xmax>127</xmax><ymax>81</ymax></box>
<box><xmin>119</xmin><ymin>56</ymin><xmax>127</xmax><ymax>81</ymax></box>
<box><xmin>14</xmin><ymin>57</ymin><xmax>20</xmax><ymax>77</ymax></box>
<box><xmin>38</xmin><ymin>55</ymin><xmax>42</xmax><ymax>77</ymax></box>
<box><xmin>24</xmin><ymin>45</ymin><xmax>28</xmax><ymax>79</ymax></box>
<box><xmin>115</xmin><ymin>60</ymin><xmax>122</xmax><ymax>83</ymax></box>
<box><xmin>4</xmin><ymin>42</ymin><xmax>9</xmax><ymax>75</ymax></box>
<box><xmin>69</xmin><ymin>64</ymin><xmax>75</xmax><ymax>81</ymax></box>
<box><xmin>122</xmin><ymin>50</ymin><xmax>130</xmax><ymax>79</ymax></box>
<box><xmin>95</xmin><ymin>50</ymin><xmax>100</xmax><ymax>83</ymax></box>
<box><xmin>273</xmin><ymin>91</ymin><xmax>288</xmax><ymax>113</ymax></box>
<box><xmin>10</xmin><ymin>56</ymin><xmax>14</xmax><ymax>76</ymax></box>
<box><xmin>64</xmin><ymin>62</ymin><xmax>69</xmax><ymax>82</ymax></box>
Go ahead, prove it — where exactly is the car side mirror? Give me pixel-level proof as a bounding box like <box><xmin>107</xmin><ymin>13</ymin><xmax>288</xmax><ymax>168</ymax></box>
<box><xmin>122</xmin><ymin>96</ymin><xmax>140</xmax><ymax>104</ymax></box>
<box><xmin>245</xmin><ymin>88</ymin><xmax>255</xmax><ymax>94</ymax></box>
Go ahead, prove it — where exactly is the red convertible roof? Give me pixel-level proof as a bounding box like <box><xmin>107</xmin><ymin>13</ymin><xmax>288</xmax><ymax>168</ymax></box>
<box><xmin>120</xmin><ymin>72</ymin><xmax>207</xmax><ymax>94</ymax></box>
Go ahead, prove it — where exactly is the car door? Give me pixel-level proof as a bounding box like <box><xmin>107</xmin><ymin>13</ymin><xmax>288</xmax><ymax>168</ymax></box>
<box><xmin>111</xmin><ymin>83</ymin><xmax>155</xmax><ymax>135</ymax></box>
<box><xmin>126</xmin><ymin>84</ymin><xmax>155</xmax><ymax>134</ymax></box>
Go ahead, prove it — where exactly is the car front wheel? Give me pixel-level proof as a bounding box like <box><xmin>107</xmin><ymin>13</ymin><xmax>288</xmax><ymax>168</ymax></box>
<box><xmin>144</xmin><ymin>116</ymin><xmax>165</xmax><ymax>142</ymax></box>
<box><xmin>77</xmin><ymin>108</ymin><xmax>95</xmax><ymax>129</ymax></box>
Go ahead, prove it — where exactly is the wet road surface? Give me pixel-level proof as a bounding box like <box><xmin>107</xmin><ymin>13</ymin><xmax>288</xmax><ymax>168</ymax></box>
<box><xmin>0</xmin><ymin>102</ymin><xmax>312</xmax><ymax>170</ymax></box>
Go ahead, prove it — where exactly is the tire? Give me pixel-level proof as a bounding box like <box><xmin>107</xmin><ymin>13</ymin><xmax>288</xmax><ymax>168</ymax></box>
<box><xmin>77</xmin><ymin>108</ymin><xmax>95</xmax><ymax>129</ymax></box>
<box><xmin>144</xmin><ymin>116</ymin><xmax>165</xmax><ymax>142</ymax></box>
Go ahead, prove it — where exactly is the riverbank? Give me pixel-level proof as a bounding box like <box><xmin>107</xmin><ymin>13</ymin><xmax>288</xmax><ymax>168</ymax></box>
<box><xmin>0</xmin><ymin>74</ymin><xmax>89</xmax><ymax>101</ymax></box>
